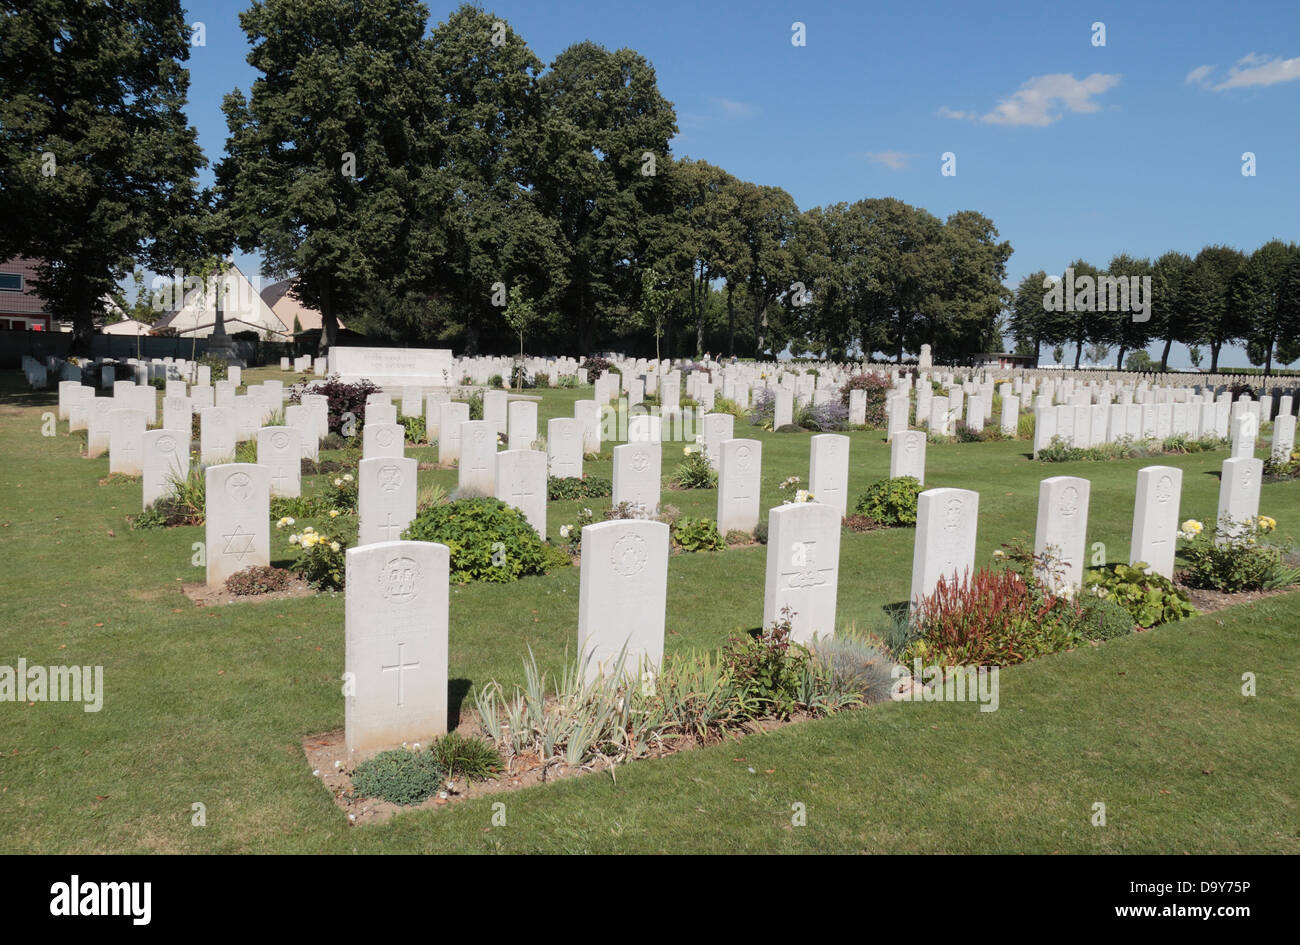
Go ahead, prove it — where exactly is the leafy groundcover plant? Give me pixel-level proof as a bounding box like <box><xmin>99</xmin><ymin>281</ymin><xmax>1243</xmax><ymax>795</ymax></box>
<box><xmin>1177</xmin><ymin>515</ymin><xmax>1300</xmax><ymax>592</ymax></box>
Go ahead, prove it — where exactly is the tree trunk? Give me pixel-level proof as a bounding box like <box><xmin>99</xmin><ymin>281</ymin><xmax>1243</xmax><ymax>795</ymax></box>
<box><xmin>1264</xmin><ymin>339</ymin><xmax>1274</xmax><ymax>379</ymax></box>
<box><xmin>1160</xmin><ymin>334</ymin><xmax>1174</xmax><ymax>372</ymax></box>
<box><xmin>1073</xmin><ymin>337</ymin><xmax>1083</xmax><ymax>369</ymax></box>
<box><xmin>695</xmin><ymin>263</ymin><xmax>706</xmax><ymax>358</ymax></box>
<box><xmin>1116</xmin><ymin>345</ymin><xmax>1127</xmax><ymax>370</ymax></box>
<box><xmin>70</xmin><ymin>274</ymin><xmax>95</xmax><ymax>356</ymax></box>
<box><xmin>726</xmin><ymin>283</ymin><xmax>735</xmax><ymax>357</ymax></box>
<box><xmin>1033</xmin><ymin>337</ymin><xmax>1041</xmax><ymax>365</ymax></box>
<box><xmin>317</xmin><ymin>275</ymin><xmax>338</xmax><ymax>355</ymax></box>
<box><xmin>1210</xmin><ymin>341</ymin><xmax>1222</xmax><ymax>373</ymax></box>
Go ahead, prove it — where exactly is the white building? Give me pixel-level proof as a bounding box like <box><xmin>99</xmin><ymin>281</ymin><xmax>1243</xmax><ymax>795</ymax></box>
<box><xmin>152</xmin><ymin>263</ymin><xmax>290</xmax><ymax>341</ymax></box>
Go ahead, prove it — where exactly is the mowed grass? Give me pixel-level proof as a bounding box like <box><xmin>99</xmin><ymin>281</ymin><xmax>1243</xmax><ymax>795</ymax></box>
<box><xmin>0</xmin><ymin>368</ymin><xmax>1296</xmax><ymax>853</ymax></box>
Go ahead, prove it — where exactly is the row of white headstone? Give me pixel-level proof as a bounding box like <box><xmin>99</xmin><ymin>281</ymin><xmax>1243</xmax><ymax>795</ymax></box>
<box><xmin>340</xmin><ymin>450</ymin><xmax>1267</xmax><ymax>760</ymax></box>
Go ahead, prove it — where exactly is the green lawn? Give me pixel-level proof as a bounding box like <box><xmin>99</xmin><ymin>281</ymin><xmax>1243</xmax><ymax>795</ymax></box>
<box><xmin>0</xmin><ymin>368</ymin><xmax>1296</xmax><ymax>853</ymax></box>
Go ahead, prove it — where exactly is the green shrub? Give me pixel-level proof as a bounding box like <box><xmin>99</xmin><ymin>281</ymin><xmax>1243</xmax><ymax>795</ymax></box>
<box><xmin>225</xmin><ymin>566</ymin><xmax>294</xmax><ymax>596</ymax></box>
<box><xmin>488</xmin><ymin>373</ymin><xmax>504</xmax><ymax>388</ymax></box>
<box><xmin>283</xmin><ymin>519</ymin><xmax>353</xmax><ymax>590</ymax></box>
<box><xmin>349</xmin><ymin>748</ymin><xmax>448</xmax><ymax>805</ymax></box>
<box><xmin>400</xmin><ymin>414</ymin><xmax>427</xmax><ymax>445</ymax></box>
<box><xmin>854</xmin><ymin>476</ymin><xmax>921</xmax><ymax>527</ymax></box>
<box><xmin>669</xmin><ymin>448</ymin><xmax>717</xmax><ymax>489</ymax></box>
<box><xmin>465</xmin><ymin>391</ymin><xmax>484</xmax><ymax>421</ymax></box>
<box><xmin>424</xmin><ymin>731</ymin><xmax>503</xmax><ymax>780</ymax></box>
<box><xmin>720</xmin><ymin>607</ymin><xmax>811</xmax><ymax>719</ymax></box>
<box><xmin>838</xmin><ymin>373</ymin><xmax>891</xmax><ymax>426</ymax></box>
<box><xmin>1082</xmin><ymin>563</ymin><xmax>1196</xmax><ymax>628</ymax></box>
<box><xmin>403</xmin><ymin>497</ymin><xmax>550</xmax><ymax>583</ymax></box>
<box><xmin>710</xmin><ymin>396</ymin><xmax>748</xmax><ymax>420</ymax></box>
<box><xmin>672</xmin><ymin>516</ymin><xmax>724</xmax><ymax>552</ymax></box>
<box><xmin>135</xmin><ymin>467</ymin><xmax>206</xmax><ymax>527</ymax></box>
<box><xmin>1017</xmin><ymin>411</ymin><xmax>1035</xmax><ymax>440</ymax></box>
<box><xmin>1079</xmin><ymin>595</ymin><xmax>1136</xmax><ymax>641</ymax></box>
<box><xmin>547</xmin><ymin>475</ymin><xmax>612</xmax><ymax>500</ymax></box>
<box><xmin>1177</xmin><ymin>514</ymin><xmax>1298</xmax><ymax>592</ymax></box>
<box><xmin>197</xmin><ymin>354</ymin><xmax>228</xmax><ymax>383</ymax></box>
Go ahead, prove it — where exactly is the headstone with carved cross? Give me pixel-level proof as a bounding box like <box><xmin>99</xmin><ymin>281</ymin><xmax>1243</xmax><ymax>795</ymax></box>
<box><xmin>358</xmin><ymin>456</ymin><xmax>417</xmax><ymax>547</ymax></box>
<box><xmin>108</xmin><ymin>408</ymin><xmax>147</xmax><ymax>476</ymax></box>
<box><xmin>763</xmin><ymin>501</ymin><xmax>842</xmax><ymax>645</ymax></box>
<box><xmin>344</xmin><ymin>540</ymin><xmax>449</xmax><ymax>760</ymax></box>
<box><xmin>1034</xmin><ymin>475</ymin><xmax>1091</xmax><ymax>591</ymax></box>
<box><xmin>910</xmin><ymin>487</ymin><xmax>979</xmax><ymax>610</ymax></box>
<box><xmin>495</xmin><ymin>449</ymin><xmax>547</xmax><ymax>537</ymax></box>
<box><xmin>808</xmin><ymin>434</ymin><xmax>850</xmax><ymax>518</ymax></box>
<box><xmin>1129</xmin><ymin>465</ymin><xmax>1181</xmax><ymax>578</ymax></box>
<box><xmin>717</xmin><ymin>438</ymin><xmax>762</xmax><ymax>534</ymax></box>
<box><xmin>458</xmin><ymin>420</ymin><xmax>497</xmax><ymax>496</ymax></box>
<box><xmin>257</xmin><ymin>425</ymin><xmax>302</xmax><ymax>498</ymax></box>
<box><xmin>204</xmin><ymin>463</ymin><xmax>270</xmax><ymax>588</ymax></box>
<box><xmin>547</xmin><ymin>417</ymin><xmax>584</xmax><ymax>479</ymax></box>
<box><xmin>612</xmin><ymin>442</ymin><xmax>661</xmax><ymax>514</ymax></box>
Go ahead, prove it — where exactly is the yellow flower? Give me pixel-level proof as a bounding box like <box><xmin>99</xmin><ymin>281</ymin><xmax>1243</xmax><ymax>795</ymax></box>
<box><xmin>1181</xmin><ymin>519</ymin><xmax>1203</xmax><ymax>536</ymax></box>
<box><xmin>303</xmin><ymin>525</ymin><xmax>314</xmax><ymax>533</ymax></box>
<box><xmin>330</xmin><ymin>541</ymin><xmax>341</xmax><ymax>552</ymax></box>
<box><xmin>1258</xmin><ymin>515</ymin><xmax>1276</xmax><ymax>532</ymax></box>
<box><xmin>329</xmin><ymin>509</ymin><xmax>340</xmax><ymax>518</ymax></box>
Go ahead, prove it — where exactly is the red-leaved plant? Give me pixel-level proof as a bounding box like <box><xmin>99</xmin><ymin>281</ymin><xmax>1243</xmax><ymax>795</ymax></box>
<box><xmin>909</xmin><ymin>567</ymin><xmax>1082</xmax><ymax>666</ymax></box>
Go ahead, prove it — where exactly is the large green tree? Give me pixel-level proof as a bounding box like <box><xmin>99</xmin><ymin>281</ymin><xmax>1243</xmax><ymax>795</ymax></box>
<box><xmin>1233</xmin><ymin>240</ymin><xmax>1300</xmax><ymax>378</ymax></box>
<box><xmin>1179</xmin><ymin>246</ymin><xmax>1245</xmax><ymax>373</ymax></box>
<box><xmin>1149</xmin><ymin>250</ymin><xmax>1193</xmax><ymax>370</ymax></box>
<box><xmin>216</xmin><ymin>0</ymin><xmax>432</xmax><ymax>353</ymax></box>
<box><xmin>0</xmin><ymin>0</ymin><xmax>205</xmax><ymax>350</ymax></box>
<box><xmin>532</xmin><ymin>41</ymin><xmax>677</xmax><ymax>352</ymax></box>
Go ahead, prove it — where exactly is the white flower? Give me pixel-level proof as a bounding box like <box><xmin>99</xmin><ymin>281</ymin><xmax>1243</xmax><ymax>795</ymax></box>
<box><xmin>289</xmin><ymin>534</ymin><xmax>300</xmax><ymax>545</ymax></box>
<box><xmin>333</xmin><ymin>478</ymin><xmax>342</xmax><ymax>486</ymax></box>
<box><xmin>794</xmin><ymin>489</ymin><xmax>809</xmax><ymax>503</ymax></box>
<box><xmin>560</xmin><ymin>525</ymin><xmax>572</xmax><ymax>538</ymax></box>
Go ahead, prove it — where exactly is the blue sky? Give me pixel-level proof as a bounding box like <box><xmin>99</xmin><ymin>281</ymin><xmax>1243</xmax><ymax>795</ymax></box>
<box><xmin>177</xmin><ymin>0</ymin><xmax>1300</xmax><ymax>367</ymax></box>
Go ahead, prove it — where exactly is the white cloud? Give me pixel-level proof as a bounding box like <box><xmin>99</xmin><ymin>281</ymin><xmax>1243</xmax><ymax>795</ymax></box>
<box><xmin>1199</xmin><ymin>53</ymin><xmax>1300</xmax><ymax>91</ymax></box>
<box><xmin>708</xmin><ymin>97</ymin><xmax>758</xmax><ymax>118</ymax></box>
<box><xmin>863</xmin><ymin>150</ymin><xmax>912</xmax><ymax>169</ymax></box>
<box><xmin>941</xmin><ymin>73</ymin><xmax>1121</xmax><ymax>127</ymax></box>
<box><xmin>1185</xmin><ymin>64</ymin><xmax>1214</xmax><ymax>87</ymax></box>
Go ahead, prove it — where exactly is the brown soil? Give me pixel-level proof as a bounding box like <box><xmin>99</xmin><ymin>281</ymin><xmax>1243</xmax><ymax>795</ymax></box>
<box><xmin>305</xmin><ymin>707</ymin><xmax>823</xmax><ymax>826</ymax></box>
<box><xmin>1176</xmin><ymin>581</ymin><xmax>1300</xmax><ymax>615</ymax></box>
<box><xmin>182</xmin><ymin>576</ymin><xmax>319</xmax><ymax>606</ymax></box>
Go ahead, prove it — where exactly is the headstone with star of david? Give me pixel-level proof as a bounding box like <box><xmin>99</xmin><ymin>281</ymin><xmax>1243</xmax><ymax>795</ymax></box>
<box><xmin>204</xmin><ymin>463</ymin><xmax>270</xmax><ymax>587</ymax></box>
<box><xmin>357</xmin><ymin>456</ymin><xmax>417</xmax><ymax>546</ymax></box>
<box><xmin>762</xmin><ymin>501</ymin><xmax>842</xmax><ymax>645</ymax></box>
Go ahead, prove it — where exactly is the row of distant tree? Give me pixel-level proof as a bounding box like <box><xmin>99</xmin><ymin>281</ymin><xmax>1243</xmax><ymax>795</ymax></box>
<box><xmin>1009</xmin><ymin>241</ymin><xmax>1300</xmax><ymax>375</ymax></box>
<box><xmin>1</xmin><ymin>0</ymin><xmax>1013</xmax><ymax>362</ymax></box>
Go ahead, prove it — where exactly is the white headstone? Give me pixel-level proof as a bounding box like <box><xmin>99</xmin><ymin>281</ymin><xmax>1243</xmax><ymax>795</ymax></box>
<box><xmin>205</xmin><ymin>463</ymin><xmax>270</xmax><ymax>587</ymax></box>
<box><xmin>1217</xmin><ymin>457</ymin><xmax>1262</xmax><ymax>543</ymax></box>
<box><xmin>362</xmin><ymin>421</ymin><xmax>405</xmax><ymax>460</ymax></box>
<box><xmin>458</xmin><ymin>420</ymin><xmax>498</xmax><ymax>495</ymax></box>
<box><xmin>717</xmin><ymin>439</ymin><xmax>762</xmax><ymax>534</ymax></box>
<box><xmin>344</xmin><ymin>540</ymin><xmax>449</xmax><ymax>759</ymax></box>
<box><xmin>762</xmin><ymin>502</ymin><xmax>842</xmax><ymax>645</ymax></box>
<box><xmin>612</xmin><ymin>442</ymin><xmax>661</xmax><ymax>513</ymax></box>
<box><xmin>358</xmin><ymin>456</ymin><xmax>418</xmax><ymax>545</ymax></box>
<box><xmin>808</xmin><ymin>433</ymin><xmax>850</xmax><ymax>518</ymax></box>
<box><xmin>495</xmin><ymin>449</ymin><xmax>547</xmax><ymax>537</ymax></box>
<box><xmin>910</xmin><ymin>488</ymin><xmax>979</xmax><ymax>607</ymax></box>
<box><xmin>547</xmin><ymin>417</ymin><xmax>584</xmax><ymax>479</ymax></box>
<box><xmin>108</xmin><ymin>408</ymin><xmax>146</xmax><ymax>476</ymax></box>
<box><xmin>1034</xmin><ymin>476</ymin><xmax>1090</xmax><ymax>591</ymax></box>
<box><xmin>1130</xmin><ymin>466</ymin><xmax>1182</xmax><ymax>578</ymax></box>
<box><xmin>141</xmin><ymin>429</ymin><xmax>189</xmax><ymax>509</ymax></box>
<box><xmin>437</xmin><ymin>402</ymin><xmax>470</xmax><ymax>464</ymax></box>
<box><xmin>507</xmin><ymin>400</ymin><xmax>538</xmax><ymax>451</ymax></box>
<box><xmin>577</xmin><ymin>519</ymin><xmax>669</xmax><ymax>684</ymax></box>
<box><xmin>257</xmin><ymin>426</ymin><xmax>302</xmax><ymax>498</ymax></box>
<box><xmin>889</xmin><ymin>430</ymin><xmax>927</xmax><ymax>485</ymax></box>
